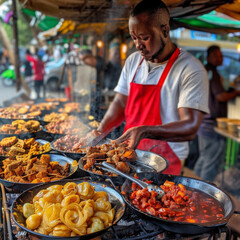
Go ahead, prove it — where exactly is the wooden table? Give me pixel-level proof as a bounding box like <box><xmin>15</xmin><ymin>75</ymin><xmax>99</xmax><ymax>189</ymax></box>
<box><xmin>214</xmin><ymin>127</ymin><xmax>240</xmax><ymax>143</ymax></box>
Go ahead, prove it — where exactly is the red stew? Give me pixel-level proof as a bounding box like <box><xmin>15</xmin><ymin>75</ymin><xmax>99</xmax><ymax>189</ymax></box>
<box><xmin>130</xmin><ymin>180</ymin><xmax>224</xmax><ymax>223</ymax></box>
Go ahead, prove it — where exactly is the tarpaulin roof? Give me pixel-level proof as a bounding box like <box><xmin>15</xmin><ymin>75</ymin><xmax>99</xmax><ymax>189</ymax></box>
<box><xmin>18</xmin><ymin>0</ymin><xmax>240</xmax><ymax>36</ymax></box>
<box><xmin>22</xmin><ymin>8</ymin><xmax>59</xmax><ymax>31</ymax></box>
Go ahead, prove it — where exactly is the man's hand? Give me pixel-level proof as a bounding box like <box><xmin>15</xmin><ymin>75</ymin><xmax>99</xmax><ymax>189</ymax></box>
<box><xmin>114</xmin><ymin>126</ymin><xmax>146</xmax><ymax>149</ymax></box>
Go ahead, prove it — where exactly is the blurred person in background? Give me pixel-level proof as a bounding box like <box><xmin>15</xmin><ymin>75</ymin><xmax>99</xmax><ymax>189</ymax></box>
<box><xmin>97</xmin><ymin>0</ymin><xmax>209</xmax><ymax>175</ymax></box>
<box><xmin>26</xmin><ymin>52</ymin><xmax>45</xmax><ymax>99</ymax></box>
<box><xmin>79</xmin><ymin>49</ymin><xmax>105</xmax><ymax>120</ymax></box>
<box><xmin>194</xmin><ymin>45</ymin><xmax>240</xmax><ymax>181</ymax></box>
<box><xmin>53</xmin><ymin>45</ymin><xmax>62</xmax><ymax>61</ymax></box>
<box><xmin>103</xmin><ymin>39</ymin><xmax>122</xmax><ymax>91</ymax></box>
<box><xmin>23</xmin><ymin>49</ymin><xmax>33</xmax><ymax>84</ymax></box>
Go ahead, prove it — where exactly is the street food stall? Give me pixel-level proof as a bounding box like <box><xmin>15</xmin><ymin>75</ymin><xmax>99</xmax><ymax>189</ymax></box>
<box><xmin>0</xmin><ymin>0</ymin><xmax>240</xmax><ymax>239</ymax></box>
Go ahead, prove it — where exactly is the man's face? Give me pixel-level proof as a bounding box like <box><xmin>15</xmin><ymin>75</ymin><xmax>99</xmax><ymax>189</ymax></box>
<box><xmin>209</xmin><ymin>49</ymin><xmax>223</xmax><ymax>67</ymax></box>
<box><xmin>129</xmin><ymin>13</ymin><xmax>166</xmax><ymax>61</ymax></box>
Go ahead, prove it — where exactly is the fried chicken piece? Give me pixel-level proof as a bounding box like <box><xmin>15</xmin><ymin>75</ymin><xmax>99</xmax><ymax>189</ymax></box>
<box><xmin>36</xmin><ymin>171</ymin><xmax>48</xmax><ymax>179</ymax></box>
<box><xmin>87</xmin><ymin>152</ymin><xmax>106</xmax><ymax>159</ymax></box>
<box><xmin>116</xmin><ymin>161</ymin><xmax>130</xmax><ymax>173</ymax></box>
<box><xmin>31</xmin><ymin>178</ymin><xmax>41</xmax><ymax>183</ymax></box>
<box><xmin>6</xmin><ymin>159</ymin><xmax>23</xmax><ymax>172</ymax></box>
<box><xmin>40</xmin><ymin>154</ymin><xmax>51</xmax><ymax>164</ymax></box>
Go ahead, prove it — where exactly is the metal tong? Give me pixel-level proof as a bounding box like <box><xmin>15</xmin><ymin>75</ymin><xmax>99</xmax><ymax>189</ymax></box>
<box><xmin>102</xmin><ymin>162</ymin><xmax>165</xmax><ymax>198</ymax></box>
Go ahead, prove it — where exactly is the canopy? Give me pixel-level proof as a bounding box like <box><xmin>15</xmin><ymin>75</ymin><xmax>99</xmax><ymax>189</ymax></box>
<box><xmin>18</xmin><ymin>0</ymin><xmax>240</xmax><ymax>36</ymax></box>
<box><xmin>22</xmin><ymin>8</ymin><xmax>59</xmax><ymax>31</ymax></box>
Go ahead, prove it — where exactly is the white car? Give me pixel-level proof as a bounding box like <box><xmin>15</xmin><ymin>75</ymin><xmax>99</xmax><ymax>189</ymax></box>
<box><xmin>44</xmin><ymin>57</ymin><xmax>76</xmax><ymax>91</ymax></box>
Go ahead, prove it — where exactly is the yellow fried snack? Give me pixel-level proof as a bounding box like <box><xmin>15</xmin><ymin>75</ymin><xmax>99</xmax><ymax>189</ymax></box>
<box><xmin>87</xmin><ymin>217</ymin><xmax>104</xmax><ymax>234</ymax></box>
<box><xmin>61</xmin><ymin>194</ymin><xmax>80</xmax><ymax>207</ymax></box>
<box><xmin>52</xmin><ymin>224</ymin><xmax>72</xmax><ymax>237</ymax></box>
<box><xmin>0</xmin><ymin>136</ymin><xmax>18</xmax><ymax>147</ymax></box>
<box><xmin>22</xmin><ymin>182</ymin><xmax>115</xmax><ymax>237</ymax></box>
<box><xmin>43</xmin><ymin>203</ymin><xmax>62</xmax><ymax>229</ymax></box>
<box><xmin>77</xmin><ymin>182</ymin><xmax>95</xmax><ymax>200</ymax></box>
<box><xmin>92</xmin><ymin>191</ymin><xmax>109</xmax><ymax>201</ymax></box>
<box><xmin>61</xmin><ymin>182</ymin><xmax>78</xmax><ymax>196</ymax></box>
<box><xmin>26</xmin><ymin>214</ymin><xmax>41</xmax><ymax>230</ymax></box>
<box><xmin>23</xmin><ymin>203</ymin><xmax>35</xmax><ymax>218</ymax></box>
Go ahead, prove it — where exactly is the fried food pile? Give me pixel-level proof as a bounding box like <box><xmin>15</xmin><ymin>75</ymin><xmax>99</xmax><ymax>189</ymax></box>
<box><xmin>0</xmin><ymin>106</ymin><xmax>41</xmax><ymax>119</ymax></box>
<box><xmin>0</xmin><ymin>120</ymin><xmax>41</xmax><ymax>134</ymax></box>
<box><xmin>43</xmin><ymin>112</ymin><xmax>78</xmax><ymax>122</ymax></box>
<box><xmin>21</xmin><ymin>182</ymin><xmax>115</xmax><ymax>237</ymax></box>
<box><xmin>45</xmin><ymin>98</ymin><xmax>68</xmax><ymax>102</ymax></box>
<box><xmin>0</xmin><ymin>154</ymin><xmax>69</xmax><ymax>183</ymax></box>
<box><xmin>44</xmin><ymin>119</ymin><xmax>89</xmax><ymax>135</ymax></box>
<box><xmin>58</xmin><ymin>102</ymin><xmax>82</xmax><ymax>113</ymax></box>
<box><xmin>29</xmin><ymin>102</ymin><xmax>59</xmax><ymax>112</ymax></box>
<box><xmin>82</xmin><ymin>142</ymin><xmax>137</xmax><ymax>176</ymax></box>
<box><xmin>0</xmin><ymin>137</ymin><xmax>51</xmax><ymax>157</ymax></box>
<box><xmin>53</xmin><ymin>130</ymin><xmax>101</xmax><ymax>153</ymax></box>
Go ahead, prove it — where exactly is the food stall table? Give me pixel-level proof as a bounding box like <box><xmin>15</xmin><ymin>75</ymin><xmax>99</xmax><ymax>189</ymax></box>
<box><xmin>214</xmin><ymin>127</ymin><xmax>240</xmax><ymax>168</ymax></box>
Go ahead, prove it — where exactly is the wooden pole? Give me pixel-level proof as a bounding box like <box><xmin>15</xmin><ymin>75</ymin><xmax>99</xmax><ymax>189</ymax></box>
<box><xmin>12</xmin><ymin>0</ymin><xmax>21</xmax><ymax>91</ymax></box>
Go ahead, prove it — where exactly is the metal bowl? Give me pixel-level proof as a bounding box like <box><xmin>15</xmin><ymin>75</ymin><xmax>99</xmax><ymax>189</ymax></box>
<box><xmin>0</xmin><ymin>154</ymin><xmax>78</xmax><ymax>193</ymax></box>
<box><xmin>11</xmin><ymin>178</ymin><xmax>126</xmax><ymax>240</ymax></box>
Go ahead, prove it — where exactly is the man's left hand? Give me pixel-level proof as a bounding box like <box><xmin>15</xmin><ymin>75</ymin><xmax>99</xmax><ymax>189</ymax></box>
<box><xmin>114</xmin><ymin>126</ymin><xmax>146</xmax><ymax>149</ymax></box>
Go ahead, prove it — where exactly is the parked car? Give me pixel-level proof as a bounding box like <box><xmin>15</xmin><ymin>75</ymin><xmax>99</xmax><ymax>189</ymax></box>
<box><xmin>44</xmin><ymin>56</ymin><xmax>76</xmax><ymax>91</ymax></box>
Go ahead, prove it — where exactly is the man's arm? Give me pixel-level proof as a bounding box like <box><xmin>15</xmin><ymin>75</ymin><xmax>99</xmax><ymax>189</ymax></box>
<box><xmin>97</xmin><ymin>93</ymin><xmax>128</xmax><ymax>132</ymax></box>
<box><xmin>216</xmin><ymin>90</ymin><xmax>240</xmax><ymax>102</ymax></box>
<box><xmin>115</xmin><ymin>107</ymin><xmax>205</xmax><ymax>149</ymax></box>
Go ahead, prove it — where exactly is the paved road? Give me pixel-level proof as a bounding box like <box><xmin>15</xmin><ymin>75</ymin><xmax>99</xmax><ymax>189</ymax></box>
<box><xmin>0</xmin><ymin>79</ymin><xmax>17</xmax><ymax>107</ymax></box>
<box><xmin>0</xmin><ymin>80</ymin><xmax>65</xmax><ymax>107</ymax></box>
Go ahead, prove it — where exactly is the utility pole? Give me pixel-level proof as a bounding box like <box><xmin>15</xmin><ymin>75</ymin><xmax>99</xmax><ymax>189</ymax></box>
<box><xmin>12</xmin><ymin>0</ymin><xmax>21</xmax><ymax>91</ymax></box>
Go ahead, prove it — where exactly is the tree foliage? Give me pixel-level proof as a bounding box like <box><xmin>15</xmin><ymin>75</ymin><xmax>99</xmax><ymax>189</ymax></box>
<box><xmin>1</xmin><ymin>4</ymin><xmax>33</xmax><ymax>46</ymax></box>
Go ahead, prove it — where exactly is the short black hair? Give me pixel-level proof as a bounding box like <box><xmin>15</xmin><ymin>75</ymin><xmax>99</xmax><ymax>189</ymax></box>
<box><xmin>207</xmin><ymin>45</ymin><xmax>220</xmax><ymax>57</ymax></box>
<box><xmin>26</xmin><ymin>49</ymin><xmax>31</xmax><ymax>55</ymax></box>
<box><xmin>130</xmin><ymin>0</ymin><xmax>169</xmax><ymax>17</ymax></box>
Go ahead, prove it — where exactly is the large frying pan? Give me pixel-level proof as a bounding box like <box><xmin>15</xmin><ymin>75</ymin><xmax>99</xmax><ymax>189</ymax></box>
<box><xmin>11</xmin><ymin>178</ymin><xmax>125</xmax><ymax>240</ymax></box>
<box><xmin>121</xmin><ymin>172</ymin><xmax>235</xmax><ymax>234</ymax></box>
<box><xmin>0</xmin><ymin>154</ymin><xmax>78</xmax><ymax>193</ymax></box>
<box><xmin>78</xmin><ymin>149</ymin><xmax>169</xmax><ymax>185</ymax></box>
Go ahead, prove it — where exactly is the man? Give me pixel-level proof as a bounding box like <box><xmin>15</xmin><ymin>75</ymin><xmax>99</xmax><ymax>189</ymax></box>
<box><xmin>194</xmin><ymin>45</ymin><xmax>240</xmax><ymax>181</ymax></box>
<box><xmin>97</xmin><ymin>0</ymin><xmax>209</xmax><ymax>175</ymax></box>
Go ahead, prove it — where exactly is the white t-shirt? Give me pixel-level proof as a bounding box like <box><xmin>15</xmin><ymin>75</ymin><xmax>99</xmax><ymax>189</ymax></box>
<box><xmin>114</xmin><ymin>48</ymin><xmax>209</xmax><ymax>160</ymax></box>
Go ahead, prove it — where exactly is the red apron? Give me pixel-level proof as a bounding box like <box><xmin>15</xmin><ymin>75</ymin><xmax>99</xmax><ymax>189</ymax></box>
<box><xmin>124</xmin><ymin>48</ymin><xmax>181</xmax><ymax>175</ymax></box>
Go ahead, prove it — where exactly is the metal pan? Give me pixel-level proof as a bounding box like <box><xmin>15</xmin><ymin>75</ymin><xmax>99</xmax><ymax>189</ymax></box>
<box><xmin>11</xmin><ymin>178</ymin><xmax>125</xmax><ymax>240</ymax></box>
<box><xmin>0</xmin><ymin>154</ymin><xmax>78</xmax><ymax>193</ymax></box>
<box><xmin>0</xmin><ymin>116</ymin><xmax>41</xmax><ymax>125</ymax></box>
<box><xmin>50</xmin><ymin>138</ymin><xmax>86</xmax><ymax>160</ymax></box>
<box><xmin>0</xmin><ymin>139</ymin><xmax>50</xmax><ymax>158</ymax></box>
<box><xmin>121</xmin><ymin>172</ymin><xmax>234</xmax><ymax>234</ymax></box>
<box><xmin>79</xmin><ymin>149</ymin><xmax>169</xmax><ymax>185</ymax></box>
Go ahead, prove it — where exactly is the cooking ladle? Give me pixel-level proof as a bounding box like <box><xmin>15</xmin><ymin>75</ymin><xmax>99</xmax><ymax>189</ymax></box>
<box><xmin>102</xmin><ymin>162</ymin><xmax>165</xmax><ymax>198</ymax></box>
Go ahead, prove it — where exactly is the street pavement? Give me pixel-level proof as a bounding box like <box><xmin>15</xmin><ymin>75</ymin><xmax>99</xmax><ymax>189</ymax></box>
<box><xmin>0</xmin><ymin>80</ymin><xmax>66</xmax><ymax>107</ymax></box>
<box><xmin>0</xmin><ymin>79</ymin><xmax>17</xmax><ymax>107</ymax></box>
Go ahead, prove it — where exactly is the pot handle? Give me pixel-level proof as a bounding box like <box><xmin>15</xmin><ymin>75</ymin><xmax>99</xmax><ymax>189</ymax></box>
<box><xmin>234</xmin><ymin>210</ymin><xmax>240</xmax><ymax>214</ymax></box>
